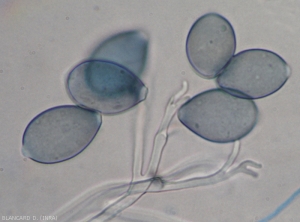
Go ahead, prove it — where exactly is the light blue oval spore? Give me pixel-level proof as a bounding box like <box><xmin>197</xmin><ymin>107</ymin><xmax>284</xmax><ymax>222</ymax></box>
<box><xmin>217</xmin><ymin>49</ymin><xmax>290</xmax><ymax>99</ymax></box>
<box><xmin>67</xmin><ymin>60</ymin><xmax>148</xmax><ymax>114</ymax></box>
<box><xmin>186</xmin><ymin>13</ymin><xmax>236</xmax><ymax>79</ymax></box>
<box><xmin>178</xmin><ymin>89</ymin><xmax>258</xmax><ymax>143</ymax></box>
<box><xmin>22</xmin><ymin>105</ymin><xmax>102</xmax><ymax>164</ymax></box>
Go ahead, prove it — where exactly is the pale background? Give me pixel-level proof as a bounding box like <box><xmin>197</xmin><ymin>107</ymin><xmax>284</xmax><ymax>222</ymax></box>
<box><xmin>0</xmin><ymin>0</ymin><xmax>299</xmax><ymax>221</ymax></box>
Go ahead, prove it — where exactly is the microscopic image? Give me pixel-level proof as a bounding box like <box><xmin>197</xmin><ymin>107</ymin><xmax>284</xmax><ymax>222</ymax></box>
<box><xmin>0</xmin><ymin>1</ymin><xmax>299</xmax><ymax>222</ymax></box>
